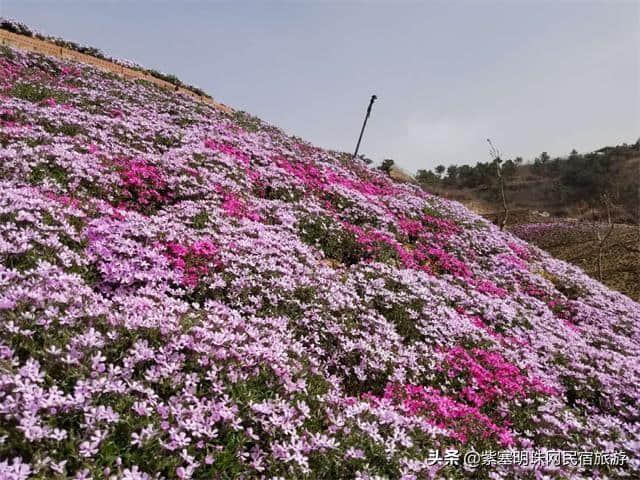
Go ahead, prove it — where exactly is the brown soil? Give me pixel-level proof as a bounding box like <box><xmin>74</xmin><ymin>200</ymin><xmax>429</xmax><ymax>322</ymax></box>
<box><xmin>0</xmin><ymin>29</ymin><xmax>232</xmax><ymax>113</ymax></box>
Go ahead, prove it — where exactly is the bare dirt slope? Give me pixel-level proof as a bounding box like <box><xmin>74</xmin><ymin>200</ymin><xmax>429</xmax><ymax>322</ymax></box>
<box><xmin>0</xmin><ymin>28</ymin><xmax>232</xmax><ymax>113</ymax></box>
<box><xmin>508</xmin><ymin>220</ymin><xmax>640</xmax><ymax>301</ymax></box>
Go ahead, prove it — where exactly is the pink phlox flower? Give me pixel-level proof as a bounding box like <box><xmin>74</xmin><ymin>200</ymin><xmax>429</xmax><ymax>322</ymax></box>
<box><xmin>0</xmin><ymin>457</ymin><xmax>32</xmax><ymax>480</ymax></box>
<box><xmin>475</xmin><ymin>279</ymin><xmax>508</xmax><ymax>298</ymax></box>
<box><xmin>41</xmin><ymin>97</ymin><xmax>57</xmax><ymax>107</ymax></box>
<box><xmin>221</xmin><ymin>192</ymin><xmax>261</xmax><ymax>221</ymax></box>
<box><xmin>162</xmin><ymin>239</ymin><xmax>223</xmax><ymax>288</ymax></box>
<box><xmin>204</xmin><ymin>138</ymin><xmax>250</xmax><ymax>164</ymax></box>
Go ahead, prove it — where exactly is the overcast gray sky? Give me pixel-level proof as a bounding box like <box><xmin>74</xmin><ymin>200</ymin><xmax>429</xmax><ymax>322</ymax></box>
<box><xmin>2</xmin><ymin>0</ymin><xmax>638</xmax><ymax>172</ymax></box>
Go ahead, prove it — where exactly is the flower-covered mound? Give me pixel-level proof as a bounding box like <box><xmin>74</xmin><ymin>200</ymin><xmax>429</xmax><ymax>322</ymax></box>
<box><xmin>1</xmin><ymin>45</ymin><xmax>639</xmax><ymax>480</ymax></box>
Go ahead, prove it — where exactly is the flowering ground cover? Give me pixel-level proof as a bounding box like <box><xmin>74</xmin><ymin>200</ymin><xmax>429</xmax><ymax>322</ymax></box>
<box><xmin>0</xmin><ymin>43</ymin><xmax>639</xmax><ymax>479</ymax></box>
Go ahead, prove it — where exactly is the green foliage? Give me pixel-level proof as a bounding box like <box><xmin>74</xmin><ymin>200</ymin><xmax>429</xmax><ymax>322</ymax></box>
<box><xmin>0</xmin><ymin>45</ymin><xmax>16</xmax><ymax>60</ymax></box>
<box><xmin>293</xmin><ymin>285</ymin><xmax>316</xmax><ymax>304</ymax></box>
<box><xmin>66</xmin><ymin>263</ymin><xmax>101</xmax><ymax>286</ymax></box>
<box><xmin>232</xmin><ymin>110</ymin><xmax>262</xmax><ymax>133</ymax></box>
<box><xmin>258</xmin><ymin>185</ymin><xmax>304</xmax><ymax>203</ymax></box>
<box><xmin>191</xmin><ymin>210</ymin><xmax>210</xmax><ymax>229</ymax></box>
<box><xmin>298</xmin><ymin>215</ymin><xmax>366</xmax><ymax>266</ymax></box>
<box><xmin>1</xmin><ymin>20</ymin><xmax>33</xmax><ymax>36</ymax></box>
<box><xmin>0</xmin><ymin>212</ymin><xmax>17</xmax><ymax>224</ymax></box>
<box><xmin>501</xmin><ymin>159</ymin><xmax>517</xmax><ymax>177</ymax></box>
<box><xmin>416</xmin><ymin>169</ymin><xmax>440</xmax><ymax>185</ymax></box>
<box><xmin>153</xmin><ymin>133</ymin><xmax>181</xmax><ymax>149</ymax></box>
<box><xmin>58</xmin><ymin>232</ymin><xmax>86</xmax><ymax>253</ymax></box>
<box><xmin>28</xmin><ymin>162</ymin><xmax>69</xmax><ymax>187</ymax></box>
<box><xmin>142</xmin><ymin>70</ymin><xmax>210</xmax><ymax>98</ymax></box>
<box><xmin>543</xmin><ymin>272</ymin><xmax>586</xmax><ymax>300</ymax></box>
<box><xmin>39</xmin><ymin>211</ymin><xmax>56</xmax><ymax>227</ymax></box>
<box><xmin>254</xmin><ymin>285</ymin><xmax>318</xmax><ymax>321</ymax></box>
<box><xmin>10</xmin><ymin>82</ymin><xmax>71</xmax><ymax>104</ymax></box>
<box><xmin>422</xmin><ymin>205</ymin><xmax>444</xmax><ymax>219</ymax></box>
<box><xmin>40</xmin><ymin>120</ymin><xmax>86</xmax><ymax>137</ymax></box>
<box><xmin>378</xmin><ymin>158</ymin><xmax>395</xmax><ymax>174</ymax></box>
<box><xmin>342</xmin><ymin>352</ymin><xmax>392</xmax><ymax>397</ymax></box>
<box><xmin>25</xmin><ymin>136</ymin><xmax>51</xmax><ymax>147</ymax></box>
<box><xmin>0</xmin><ymin>131</ymin><xmax>11</xmax><ymax>148</ymax></box>
<box><xmin>560</xmin><ymin>374</ymin><xmax>605</xmax><ymax>414</ymax></box>
<box><xmin>445</xmin><ymin>165</ymin><xmax>459</xmax><ymax>186</ymax></box>
<box><xmin>146</xmin><ymin>70</ymin><xmax>180</xmax><ymax>86</ymax></box>
<box><xmin>174</xmin><ymin>116</ymin><xmax>197</xmax><ymax>127</ymax></box>
<box><xmin>67</xmin><ymin>215</ymin><xmax>85</xmax><ymax>232</ymax></box>
<box><xmin>4</xmin><ymin>244</ymin><xmax>59</xmax><ymax>271</ymax></box>
<box><xmin>373</xmin><ymin>295</ymin><xmax>425</xmax><ymax>344</ymax></box>
<box><xmin>76</xmin><ymin>96</ymin><xmax>106</xmax><ymax>115</ymax></box>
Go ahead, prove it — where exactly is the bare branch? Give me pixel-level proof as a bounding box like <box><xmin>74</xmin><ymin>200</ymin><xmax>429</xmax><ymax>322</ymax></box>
<box><xmin>487</xmin><ymin>138</ymin><xmax>508</xmax><ymax>230</ymax></box>
<box><xmin>595</xmin><ymin>193</ymin><xmax>616</xmax><ymax>281</ymax></box>
<box><xmin>486</xmin><ymin>138</ymin><xmax>501</xmax><ymax>161</ymax></box>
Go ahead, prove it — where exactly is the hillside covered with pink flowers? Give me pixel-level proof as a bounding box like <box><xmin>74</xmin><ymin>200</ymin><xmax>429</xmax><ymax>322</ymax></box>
<box><xmin>0</xmin><ymin>43</ymin><xmax>639</xmax><ymax>479</ymax></box>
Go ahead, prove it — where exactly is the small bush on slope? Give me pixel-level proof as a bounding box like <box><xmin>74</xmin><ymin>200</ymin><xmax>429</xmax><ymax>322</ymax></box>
<box><xmin>0</xmin><ymin>45</ymin><xmax>639</xmax><ymax>479</ymax></box>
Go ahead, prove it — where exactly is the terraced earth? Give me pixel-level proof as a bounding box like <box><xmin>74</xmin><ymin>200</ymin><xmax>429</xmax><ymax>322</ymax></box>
<box><xmin>510</xmin><ymin>221</ymin><xmax>639</xmax><ymax>302</ymax></box>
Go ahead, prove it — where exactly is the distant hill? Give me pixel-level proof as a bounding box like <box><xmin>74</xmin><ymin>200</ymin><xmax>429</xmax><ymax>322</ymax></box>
<box><xmin>413</xmin><ymin>145</ymin><xmax>639</xmax><ymax>301</ymax></box>
<box><xmin>417</xmin><ymin>143</ymin><xmax>640</xmax><ymax>224</ymax></box>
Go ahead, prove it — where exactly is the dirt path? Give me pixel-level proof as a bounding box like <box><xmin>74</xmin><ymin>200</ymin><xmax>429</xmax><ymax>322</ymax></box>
<box><xmin>0</xmin><ymin>29</ymin><xmax>233</xmax><ymax>114</ymax></box>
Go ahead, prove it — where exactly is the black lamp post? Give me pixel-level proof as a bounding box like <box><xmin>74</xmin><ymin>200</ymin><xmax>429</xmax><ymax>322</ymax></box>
<box><xmin>353</xmin><ymin>94</ymin><xmax>377</xmax><ymax>159</ymax></box>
